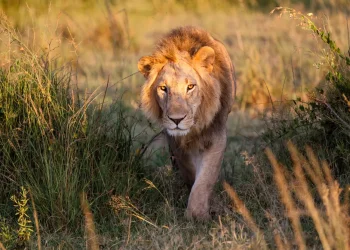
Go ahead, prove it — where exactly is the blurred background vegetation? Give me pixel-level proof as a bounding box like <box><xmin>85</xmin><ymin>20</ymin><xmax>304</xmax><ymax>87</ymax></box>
<box><xmin>0</xmin><ymin>0</ymin><xmax>348</xmax><ymax>107</ymax></box>
<box><xmin>0</xmin><ymin>0</ymin><xmax>349</xmax><ymax>249</ymax></box>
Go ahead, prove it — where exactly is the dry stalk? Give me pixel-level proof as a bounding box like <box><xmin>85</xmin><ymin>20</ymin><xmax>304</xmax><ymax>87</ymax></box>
<box><xmin>80</xmin><ymin>192</ymin><xmax>99</xmax><ymax>250</ymax></box>
<box><xmin>322</xmin><ymin>160</ymin><xmax>333</xmax><ymax>186</ymax></box>
<box><xmin>287</xmin><ymin>142</ymin><xmax>331</xmax><ymax>250</ymax></box>
<box><xmin>223</xmin><ymin>181</ymin><xmax>264</xmax><ymax>243</ymax></box>
<box><xmin>304</xmin><ymin>145</ymin><xmax>345</xmax><ymax>245</ymax></box>
<box><xmin>274</xmin><ymin>232</ymin><xmax>290</xmax><ymax>250</ymax></box>
<box><xmin>0</xmin><ymin>241</ymin><xmax>6</xmax><ymax>250</ymax></box>
<box><xmin>265</xmin><ymin>148</ymin><xmax>306</xmax><ymax>250</ymax></box>
<box><xmin>344</xmin><ymin>185</ymin><xmax>350</xmax><ymax>217</ymax></box>
<box><xmin>110</xmin><ymin>195</ymin><xmax>158</xmax><ymax>228</ymax></box>
<box><xmin>305</xmin><ymin>146</ymin><xmax>324</xmax><ymax>180</ymax></box>
<box><xmin>29</xmin><ymin>190</ymin><xmax>41</xmax><ymax>250</ymax></box>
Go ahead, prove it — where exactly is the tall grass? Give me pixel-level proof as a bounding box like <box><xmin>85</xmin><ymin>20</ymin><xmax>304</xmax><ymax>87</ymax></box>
<box><xmin>224</xmin><ymin>142</ymin><xmax>350</xmax><ymax>249</ymax></box>
<box><xmin>225</xmin><ymin>7</ymin><xmax>350</xmax><ymax>249</ymax></box>
<box><xmin>0</xmin><ymin>15</ymin><xmax>144</xmax><ymax>237</ymax></box>
<box><xmin>0</xmin><ymin>2</ymin><xmax>349</xmax><ymax>249</ymax></box>
<box><xmin>265</xmin><ymin>7</ymin><xmax>350</xmax><ymax>173</ymax></box>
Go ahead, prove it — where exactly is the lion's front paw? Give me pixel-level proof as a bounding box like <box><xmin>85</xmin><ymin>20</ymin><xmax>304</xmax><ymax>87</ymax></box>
<box><xmin>185</xmin><ymin>206</ymin><xmax>210</xmax><ymax>221</ymax></box>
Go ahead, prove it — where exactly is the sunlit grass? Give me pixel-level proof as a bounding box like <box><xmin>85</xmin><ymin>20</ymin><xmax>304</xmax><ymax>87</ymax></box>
<box><xmin>0</xmin><ymin>1</ymin><xmax>349</xmax><ymax>249</ymax></box>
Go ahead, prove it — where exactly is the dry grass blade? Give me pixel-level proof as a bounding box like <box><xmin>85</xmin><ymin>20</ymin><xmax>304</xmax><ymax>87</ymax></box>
<box><xmin>344</xmin><ymin>185</ymin><xmax>350</xmax><ymax>215</ymax></box>
<box><xmin>287</xmin><ymin>142</ymin><xmax>331</xmax><ymax>250</ymax></box>
<box><xmin>29</xmin><ymin>190</ymin><xmax>41</xmax><ymax>250</ymax></box>
<box><xmin>263</xmin><ymin>80</ymin><xmax>275</xmax><ymax>111</ymax></box>
<box><xmin>223</xmin><ymin>181</ymin><xmax>265</xmax><ymax>245</ymax></box>
<box><xmin>110</xmin><ymin>195</ymin><xmax>158</xmax><ymax>228</ymax></box>
<box><xmin>322</xmin><ymin>160</ymin><xmax>349</xmax><ymax>249</ymax></box>
<box><xmin>330</xmin><ymin>183</ymin><xmax>348</xmax><ymax>249</ymax></box>
<box><xmin>321</xmin><ymin>160</ymin><xmax>333</xmax><ymax>186</ymax></box>
<box><xmin>305</xmin><ymin>146</ymin><xmax>324</xmax><ymax>180</ymax></box>
<box><xmin>80</xmin><ymin>192</ymin><xmax>99</xmax><ymax>250</ymax></box>
<box><xmin>274</xmin><ymin>232</ymin><xmax>290</xmax><ymax>250</ymax></box>
<box><xmin>265</xmin><ymin>148</ymin><xmax>306</xmax><ymax>250</ymax></box>
<box><xmin>304</xmin><ymin>145</ymin><xmax>347</xmax><ymax>247</ymax></box>
<box><xmin>302</xmin><ymin>146</ymin><xmax>326</xmax><ymax>197</ymax></box>
<box><xmin>0</xmin><ymin>241</ymin><xmax>6</xmax><ymax>250</ymax></box>
<box><xmin>266</xmin><ymin>143</ymin><xmax>350</xmax><ymax>249</ymax></box>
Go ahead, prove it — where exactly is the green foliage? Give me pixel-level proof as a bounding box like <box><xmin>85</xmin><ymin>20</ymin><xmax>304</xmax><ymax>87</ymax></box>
<box><xmin>273</xmin><ymin>7</ymin><xmax>350</xmax><ymax>65</ymax></box>
<box><xmin>0</xmin><ymin>187</ymin><xmax>33</xmax><ymax>249</ymax></box>
<box><xmin>0</xmin><ymin>218</ymin><xmax>14</xmax><ymax>247</ymax></box>
<box><xmin>10</xmin><ymin>187</ymin><xmax>33</xmax><ymax>244</ymax></box>
<box><xmin>266</xmin><ymin>8</ymin><xmax>350</xmax><ymax>174</ymax></box>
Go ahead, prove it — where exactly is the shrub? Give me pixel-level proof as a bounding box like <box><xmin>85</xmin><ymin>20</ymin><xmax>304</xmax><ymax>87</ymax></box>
<box><xmin>265</xmin><ymin>8</ymin><xmax>350</xmax><ymax>176</ymax></box>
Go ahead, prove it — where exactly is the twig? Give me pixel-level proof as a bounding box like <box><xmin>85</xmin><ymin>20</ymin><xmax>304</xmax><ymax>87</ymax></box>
<box><xmin>263</xmin><ymin>80</ymin><xmax>275</xmax><ymax>111</ymax></box>
<box><xmin>94</xmin><ymin>75</ymin><xmax>110</xmax><ymax>125</ymax></box>
<box><xmin>110</xmin><ymin>71</ymin><xmax>140</xmax><ymax>90</ymax></box>
<box><xmin>126</xmin><ymin>215</ymin><xmax>131</xmax><ymax>246</ymax></box>
<box><xmin>139</xmin><ymin>130</ymin><xmax>164</xmax><ymax>158</ymax></box>
<box><xmin>313</xmin><ymin>98</ymin><xmax>350</xmax><ymax>130</ymax></box>
<box><xmin>290</xmin><ymin>56</ymin><xmax>296</xmax><ymax>90</ymax></box>
<box><xmin>281</xmin><ymin>76</ymin><xmax>286</xmax><ymax>103</ymax></box>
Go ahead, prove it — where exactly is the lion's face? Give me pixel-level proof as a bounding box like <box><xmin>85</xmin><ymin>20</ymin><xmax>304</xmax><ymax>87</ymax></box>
<box><xmin>139</xmin><ymin>46</ymin><xmax>221</xmax><ymax>137</ymax></box>
<box><xmin>154</xmin><ymin>60</ymin><xmax>201</xmax><ymax>136</ymax></box>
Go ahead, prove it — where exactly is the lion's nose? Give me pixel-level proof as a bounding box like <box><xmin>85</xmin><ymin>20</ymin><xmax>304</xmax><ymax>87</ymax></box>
<box><xmin>168</xmin><ymin>115</ymin><xmax>186</xmax><ymax>125</ymax></box>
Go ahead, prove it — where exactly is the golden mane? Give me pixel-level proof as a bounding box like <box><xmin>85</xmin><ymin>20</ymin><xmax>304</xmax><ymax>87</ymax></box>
<box><xmin>155</xmin><ymin>26</ymin><xmax>234</xmax><ymax>110</ymax></box>
<box><xmin>140</xmin><ymin>26</ymin><xmax>235</xmax><ymax>149</ymax></box>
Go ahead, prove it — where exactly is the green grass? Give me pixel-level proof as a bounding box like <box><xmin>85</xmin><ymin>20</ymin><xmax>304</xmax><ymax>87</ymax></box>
<box><xmin>0</xmin><ymin>17</ymin><xmax>147</xmax><ymax>247</ymax></box>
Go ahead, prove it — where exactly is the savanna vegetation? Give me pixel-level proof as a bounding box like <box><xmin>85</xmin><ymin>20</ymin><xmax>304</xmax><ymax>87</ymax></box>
<box><xmin>0</xmin><ymin>0</ymin><xmax>349</xmax><ymax>249</ymax></box>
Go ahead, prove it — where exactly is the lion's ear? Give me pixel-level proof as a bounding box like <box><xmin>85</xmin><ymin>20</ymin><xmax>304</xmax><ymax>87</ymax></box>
<box><xmin>138</xmin><ymin>56</ymin><xmax>154</xmax><ymax>78</ymax></box>
<box><xmin>193</xmin><ymin>46</ymin><xmax>215</xmax><ymax>73</ymax></box>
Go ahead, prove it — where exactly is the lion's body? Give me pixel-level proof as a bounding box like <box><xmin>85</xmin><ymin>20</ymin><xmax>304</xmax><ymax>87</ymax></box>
<box><xmin>138</xmin><ymin>26</ymin><xmax>236</xmax><ymax>219</ymax></box>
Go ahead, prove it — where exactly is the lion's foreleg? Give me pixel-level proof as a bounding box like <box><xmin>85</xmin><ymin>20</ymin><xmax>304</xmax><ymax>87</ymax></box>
<box><xmin>185</xmin><ymin>135</ymin><xmax>226</xmax><ymax>220</ymax></box>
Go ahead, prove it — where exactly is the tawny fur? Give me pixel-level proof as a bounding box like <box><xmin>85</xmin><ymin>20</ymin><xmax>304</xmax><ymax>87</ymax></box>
<box><xmin>138</xmin><ymin>26</ymin><xmax>236</xmax><ymax>219</ymax></box>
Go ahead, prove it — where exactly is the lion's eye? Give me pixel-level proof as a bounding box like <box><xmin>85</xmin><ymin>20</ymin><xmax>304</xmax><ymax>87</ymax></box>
<box><xmin>159</xmin><ymin>86</ymin><xmax>167</xmax><ymax>92</ymax></box>
<box><xmin>187</xmin><ymin>84</ymin><xmax>195</xmax><ymax>91</ymax></box>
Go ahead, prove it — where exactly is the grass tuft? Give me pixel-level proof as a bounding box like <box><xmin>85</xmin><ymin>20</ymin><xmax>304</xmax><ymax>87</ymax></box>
<box><xmin>0</xmin><ymin>13</ymin><xmax>144</xmax><ymax>238</ymax></box>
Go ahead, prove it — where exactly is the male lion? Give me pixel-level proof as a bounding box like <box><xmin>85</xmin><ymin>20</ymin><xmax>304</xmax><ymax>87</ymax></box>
<box><xmin>138</xmin><ymin>26</ymin><xmax>236</xmax><ymax>220</ymax></box>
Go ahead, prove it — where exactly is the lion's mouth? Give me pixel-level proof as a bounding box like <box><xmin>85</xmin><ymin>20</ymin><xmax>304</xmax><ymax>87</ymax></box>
<box><xmin>167</xmin><ymin>127</ymin><xmax>190</xmax><ymax>136</ymax></box>
<box><xmin>171</xmin><ymin>127</ymin><xmax>186</xmax><ymax>130</ymax></box>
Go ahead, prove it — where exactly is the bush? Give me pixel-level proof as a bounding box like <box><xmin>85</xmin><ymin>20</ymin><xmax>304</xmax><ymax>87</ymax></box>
<box><xmin>265</xmin><ymin>8</ymin><xmax>350</xmax><ymax>176</ymax></box>
<box><xmin>228</xmin><ymin>9</ymin><xmax>350</xmax><ymax>248</ymax></box>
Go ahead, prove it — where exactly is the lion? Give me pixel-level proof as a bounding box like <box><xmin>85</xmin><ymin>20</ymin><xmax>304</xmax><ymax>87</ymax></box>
<box><xmin>138</xmin><ymin>26</ymin><xmax>236</xmax><ymax>220</ymax></box>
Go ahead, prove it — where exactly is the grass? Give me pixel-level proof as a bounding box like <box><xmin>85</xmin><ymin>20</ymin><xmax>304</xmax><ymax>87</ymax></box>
<box><xmin>0</xmin><ymin>0</ymin><xmax>349</xmax><ymax>249</ymax></box>
<box><xmin>0</xmin><ymin>14</ymin><xmax>146</xmax><ymax>247</ymax></box>
<box><xmin>1</xmin><ymin>0</ymin><xmax>348</xmax><ymax>108</ymax></box>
